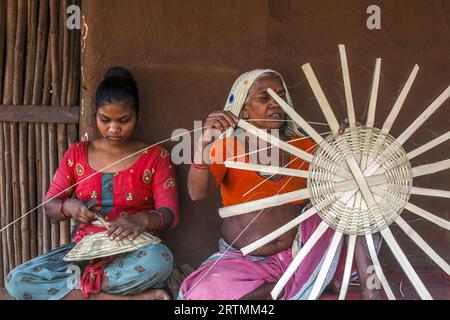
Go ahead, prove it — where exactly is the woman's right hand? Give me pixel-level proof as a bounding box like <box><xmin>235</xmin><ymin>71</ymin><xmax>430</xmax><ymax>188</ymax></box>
<box><xmin>201</xmin><ymin>111</ymin><xmax>239</xmax><ymax>146</ymax></box>
<box><xmin>63</xmin><ymin>199</ymin><xmax>97</xmax><ymax>224</ymax></box>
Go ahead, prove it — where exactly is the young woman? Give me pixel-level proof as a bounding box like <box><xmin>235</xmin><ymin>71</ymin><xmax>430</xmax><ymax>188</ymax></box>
<box><xmin>5</xmin><ymin>67</ymin><xmax>179</xmax><ymax>300</ymax></box>
<box><xmin>179</xmin><ymin>69</ymin><xmax>382</xmax><ymax>300</ymax></box>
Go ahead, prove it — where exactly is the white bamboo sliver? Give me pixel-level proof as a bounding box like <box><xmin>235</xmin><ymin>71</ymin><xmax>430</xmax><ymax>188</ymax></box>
<box><xmin>308</xmin><ymin>231</ymin><xmax>344</xmax><ymax>300</ymax></box>
<box><xmin>407</xmin><ymin>131</ymin><xmax>450</xmax><ymax>160</ymax></box>
<box><xmin>224</xmin><ymin>161</ymin><xmax>309</xmax><ymax>179</ymax></box>
<box><xmin>410</xmin><ymin>187</ymin><xmax>450</xmax><ymax>199</ymax></box>
<box><xmin>339</xmin><ymin>44</ymin><xmax>356</xmax><ymax>128</ymax></box>
<box><xmin>238</xmin><ymin>120</ymin><xmax>314</xmax><ymax>163</ymax></box>
<box><xmin>366</xmin><ymin>58</ymin><xmax>382</xmax><ymax>128</ymax></box>
<box><xmin>344</xmin><ymin>157</ymin><xmax>379</xmax><ymax>208</ymax></box>
<box><xmin>405</xmin><ymin>202</ymin><xmax>450</xmax><ymax>230</ymax></box>
<box><xmin>241</xmin><ymin>206</ymin><xmax>317</xmax><ymax>256</ymax></box>
<box><xmin>271</xmin><ymin>221</ymin><xmax>329</xmax><ymax>299</ymax></box>
<box><xmin>397</xmin><ymin>85</ymin><xmax>450</xmax><ymax>145</ymax></box>
<box><xmin>365</xmin><ymin>232</ymin><xmax>396</xmax><ymax>300</ymax></box>
<box><xmin>382</xmin><ymin>65</ymin><xmax>419</xmax><ymax>133</ymax></box>
<box><xmin>301</xmin><ymin>63</ymin><xmax>341</xmax><ymax>134</ymax></box>
<box><xmin>218</xmin><ymin>189</ymin><xmax>310</xmax><ymax>218</ymax></box>
<box><xmin>339</xmin><ymin>234</ymin><xmax>357</xmax><ymax>300</ymax></box>
<box><xmin>360</xmin><ymin>199</ymin><xmax>396</xmax><ymax>300</ymax></box>
<box><xmin>380</xmin><ymin>228</ymin><xmax>433</xmax><ymax>300</ymax></box>
<box><xmin>267</xmin><ymin>88</ymin><xmax>353</xmax><ymax>178</ymax></box>
<box><xmin>395</xmin><ymin>216</ymin><xmax>450</xmax><ymax>275</ymax></box>
<box><xmin>412</xmin><ymin>159</ymin><xmax>450</xmax><ymax>178</ymax></box>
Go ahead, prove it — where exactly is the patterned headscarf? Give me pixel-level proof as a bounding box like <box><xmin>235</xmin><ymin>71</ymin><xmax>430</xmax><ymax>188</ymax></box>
<box><xmin>223</xmin><ymin>69</ymin><xmax>304</xmax><ymax>138</ymax></box>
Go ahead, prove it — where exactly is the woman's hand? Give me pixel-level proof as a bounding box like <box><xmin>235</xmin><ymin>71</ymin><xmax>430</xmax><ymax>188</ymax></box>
<box><xmin>64</xmin><ymin>199</ymin><xmax>97</xmax><ymax>224</ymax></box>
<box><xmin>338</xmin><ymin>118</ymin><xmax>362</xmax><ymax>134</ymax></box>
<box><xmin>106</xmin><ymin>214</ymin><xmax>147</xmax><ymax>241</ymax></box>
<box><xmin>201</xmin><ymin>111</ymin><xmax>239</xmax><ymax>146</ymax></box>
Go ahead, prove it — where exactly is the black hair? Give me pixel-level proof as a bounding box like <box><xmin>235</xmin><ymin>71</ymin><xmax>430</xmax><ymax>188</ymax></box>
<box><xmin>95</xmin><ymin>66</ymin><xmax>140</xmax><ymax>115</ymax></box>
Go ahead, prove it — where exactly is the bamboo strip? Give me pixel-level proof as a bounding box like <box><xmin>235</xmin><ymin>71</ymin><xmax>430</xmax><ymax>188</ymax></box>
<box><xmin>224</xmin><ymin>161</ymin><xmax>309</xmax><ymax>179</ymax></box>
<box><xmin>382</xmin><ymin>65</ymin><xmax>419</xmax><ymax>133</ymax></box>
<box><xmin>271</xmin><ymin>221</ymin><xmax>329</xmax><ymax>299</ymax></box>
<box><xmin>338</xmin><ymin>45</ymin><xmax>356</xmax><ymax>127</ymax></box>
<box><xmin>218</xmin><ymin>189</ymin><xmax>310</xmax><ymax>218</ymax></box>
<box><xmin>397</xmin><ymin>85</ymin><xmax>450</xmax><ymax>145</ymax></box>
<box><xmin>405</xmin><ymin>203</ymin><xmax>450</xmax><ymax>230</ymax></box>
<box><xmin>410</xmin><ymin>187</ymin><xmax>450</xmax><ymax>199</ymax></box>
<box><xmin>238</xmin><ymin>120</ymin><xmax>314</xmax><ymax>163</ymax></box>
<box><xmin>241</xmin><ymin>206</ymin><xmax>317</xmax><ymax>256</ymax></box>
<box><xmin>395</xmin><ymin>216</ymin><xmax>450</xmax><ymax>275</ymax></box>
<box><xmin>308</xmin><ymin>231</ymin><xmax>344</xmax><ymax>300</ymax></box>
<box><xmin>412</xmin><ymin>159</ymin><xmax>450</xmax><ymax>178</ymax></box>
<box><xmin>380</xmin><ymin>227</ymin><xmax>433</xmax><ymax>300</ymax></box>
<box><xmin>301</xmin><ymin>63</ymin><xmax>340</xmax><ymax>134</ymax></box>
<box><xmin>364</xmin><ymin>232</ymin><xmax>395</xmax><ymax>299</ymax></box>
<box><xmin>407</xmin><ymin>131</ymin><xmax>450</xmax><ymax>160</ymax></box>
<box><xmin>366</xmin><ymin>59</ymin><xmax>381</xmax><ymax>128</ymax></box>
<box><xmin>338</xmin><ymin>234</ymin><xmax>356</xmax><ymax>300</ymax></box>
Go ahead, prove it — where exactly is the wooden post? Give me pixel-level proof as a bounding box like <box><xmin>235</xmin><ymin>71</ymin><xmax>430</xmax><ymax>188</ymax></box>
<box><xmin>3</xmin><ymin>0</ymin><xmax>18</xmax><ymax>271</ymax></box>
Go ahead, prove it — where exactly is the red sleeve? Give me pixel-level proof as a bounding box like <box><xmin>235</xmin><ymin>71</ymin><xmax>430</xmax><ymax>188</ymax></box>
<box><xmin>151</xmin><ymin>148</ymin><xmax>180</xmax><ymax>230</ymax></box>
<box><xmin>45</xmin><ymin>144</ymin><xmax>78</xmax><ymax>201</ymax></box>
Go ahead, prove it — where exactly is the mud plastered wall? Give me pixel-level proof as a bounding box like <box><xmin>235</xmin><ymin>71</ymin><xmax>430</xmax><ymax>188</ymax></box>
<box><xmin>80</xmin><ymin>0</ymin><xmax>449</xmax><ymax>269</ymax></box>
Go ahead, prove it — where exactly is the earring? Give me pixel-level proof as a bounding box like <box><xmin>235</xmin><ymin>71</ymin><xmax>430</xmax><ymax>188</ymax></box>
<box><xmin>243</xmin><ymin>112</ymin><xmax>249</xmax><ymax>119</ymax></box>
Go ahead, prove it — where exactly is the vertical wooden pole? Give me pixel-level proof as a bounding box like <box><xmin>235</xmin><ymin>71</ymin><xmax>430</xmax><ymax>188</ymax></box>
<box><xmin>3</xmin><ymin>0</ymin><xmax>17</xmax><ymax>271</ymax></box>
<box><xmin>33</xmin><ymin>0</ymin><xmax>49</xmax><ymax>256</ymax></box>
<box><xmin>49</xmin><ymin>0</ymin><xmax>60</xmax><ymax>250</ymax></box>
<box><xmin>13</xmin><ymin>0</ymin><xmax>28</xmax><ymax>266</ymax></box>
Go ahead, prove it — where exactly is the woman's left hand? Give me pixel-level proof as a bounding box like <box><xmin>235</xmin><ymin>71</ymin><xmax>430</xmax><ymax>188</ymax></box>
<box><xmin>106</xmin><ymin>213</ymin><xmax>147</xmax><ymax>241</ymax></box>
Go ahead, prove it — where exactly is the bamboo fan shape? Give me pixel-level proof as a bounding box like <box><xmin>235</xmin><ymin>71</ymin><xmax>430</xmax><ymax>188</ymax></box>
<box><xmin>64</xmin><ymin>215</ymin><xmax>161</xmax><ymax>261</ymax></box>
<box><xmin>221</xmin><ymin>45</ymin><xmax>450</xmax><ymax>300</ymax></box>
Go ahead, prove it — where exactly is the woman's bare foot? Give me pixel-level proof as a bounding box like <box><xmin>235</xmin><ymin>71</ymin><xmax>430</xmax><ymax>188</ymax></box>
<box><xmin>325</xmin><ymin>279</ymin><xmax>341</xmax><ymax>294</ymax></box>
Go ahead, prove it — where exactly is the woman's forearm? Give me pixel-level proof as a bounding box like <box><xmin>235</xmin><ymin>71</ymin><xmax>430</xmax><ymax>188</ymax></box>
<box><xmin>188</xmin><ymin>140</ymin><xmax>212</xmax><ymax>201</ymax></box>
<box><xmin>44</xmin><ymin>198</ymin><xmax>70</xmax><ymax>222</ymax></box>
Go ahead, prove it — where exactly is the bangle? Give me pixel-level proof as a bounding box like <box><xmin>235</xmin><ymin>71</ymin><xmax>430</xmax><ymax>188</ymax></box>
<box><xmin>150</xmin><ymin>210</ymin><xmax>165</xmax><ymax>230</ymax></box>
<box><xmin>60</xmin><ymin>198</ymin><xmax>71</xmax><ymax>219</ymax></box>
<box><xmin>191</xmin><ymin>162</ymin><xmax>210</xmax><ymax>170</ymax></box>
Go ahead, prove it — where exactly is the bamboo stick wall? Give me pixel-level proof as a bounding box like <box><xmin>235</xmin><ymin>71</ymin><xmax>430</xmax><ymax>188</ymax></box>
<box><xmin>0</xmin><ymin>0</ymin><xmax>81</xmax><ymax>288</ymax></box>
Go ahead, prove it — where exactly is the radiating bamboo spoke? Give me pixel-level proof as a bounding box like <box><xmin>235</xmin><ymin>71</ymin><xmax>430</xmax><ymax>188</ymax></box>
<box><xmin>412</xmin><ymin>159</ymin><xmax>450</xmax><ymax>178</ymax></box>
<box><xmin>238</xmin><ymin>119</ymin><xmax>354</xmax><ymax>180</ymax></box>
<box><xmin>395</xmin><ymin>216</ymin><xmax>450</xmax><ymax>275</ymax></box>
<box><xmin>380</xmin><ymin>227</ymin><xmax>433</xmax><ymax>300</ymax></box>
<box><xmin>238</xmin><ymin>120</ymin><xmax>314</xmax><ymax>162</ymax></box>
<box><xmin>365</xmin><ymin>232</ymin><xmax>396</xmax><ymax>300</ymax></box>
<box><xmin>410</xmin><ymin>187</ymin><xmax>450</xmax><ymax>199</ymax></box>
<box><xmin>339</xmin><ymin>44</ymin><xmax>356</xmax><ymax>127</ymax></box>
<box><xmin>366</xmin><ymin>58</ymin><xmax>381</xmax><ymax>128</ymax></box>
<box><xmin>405</xmin><ymin>202</ymin><xmax>450</xmax><ymax>230</ymax></box>
<box><xmin>271</xmin><ymin>221</ymin><xmax>329</xmax><ymax>299</ymax></box>
<box><xmin>339</xmin><ymin>234</ymin><xmax>356</xmax><ymax>300</ymax></box>
<box><xmin>308</xmin><ymin>231</ymin><xmax>344</xmax><ymax>300</ymax></box>
<box><xmin>218</xmin><ymin>189</ymin><xmax>310</xmax><ymax>218</ymax></box>
<box><xmin>397</xmin><ymin>85</ymin><xmax>450</xmax><ymax>145</ymax></box>
<box><xmin>301</xmin><ymin>63</ymin><xmax>341</xmax><ymax>134</ymax></box>
<box><xmin>241</xmin><ymin>206</ymin><xmax>317</xmax><ymax>256</ymax></box>
<box><xmin>224</xmin><ymin>161</ymin><xmax>309</xmax><ymax>179</ymax></box>
<box><xmin>407</xmin><ymin>131</ymin><xmax>450</xmax><ymax>160</ymax></box>
<box><xmin>382</xmin><ymin>65</ymin><xmax>419</xmax><ymax>133</ymax></box>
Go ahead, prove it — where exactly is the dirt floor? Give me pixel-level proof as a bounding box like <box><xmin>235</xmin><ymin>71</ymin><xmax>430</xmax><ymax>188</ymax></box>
<box><xmin>0</xmin><ymin>289</ymin><xmax>10</xmax><ymax>300</ymax></box>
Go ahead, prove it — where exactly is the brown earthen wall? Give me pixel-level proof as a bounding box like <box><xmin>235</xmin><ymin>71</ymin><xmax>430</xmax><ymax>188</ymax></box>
<box><xmin>81</xmin><ymin>0</ymin><xmax>450</xmax><ymax>269</ymax></box>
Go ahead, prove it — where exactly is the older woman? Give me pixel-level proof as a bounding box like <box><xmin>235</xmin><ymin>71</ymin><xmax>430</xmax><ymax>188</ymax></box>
<box><xmin>179</xmin><ymin>69</ymin><xmax>382</xmax><ymax>300</ymax></box>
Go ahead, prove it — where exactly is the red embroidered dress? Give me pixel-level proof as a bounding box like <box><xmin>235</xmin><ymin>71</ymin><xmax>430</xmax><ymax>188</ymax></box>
<box><xmin>45</xmin><ymin>141</ymin><xmax>179</xmax><ymax>242</ymax></box>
